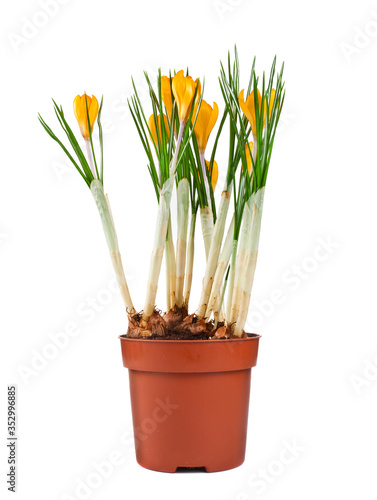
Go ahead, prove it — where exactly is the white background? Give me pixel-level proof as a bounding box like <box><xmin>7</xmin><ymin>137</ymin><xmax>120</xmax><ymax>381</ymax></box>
<box><xmin>1</xmin><ymin>0</ymin><xmax>377</xmax><ymax>499</ymax></box>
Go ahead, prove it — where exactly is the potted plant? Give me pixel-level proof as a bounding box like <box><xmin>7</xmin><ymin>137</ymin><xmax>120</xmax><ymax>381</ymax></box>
<box><xmin>39</xmin><ymin>48</ymin><xmax>285</xmax><ymax>473</ymax></box>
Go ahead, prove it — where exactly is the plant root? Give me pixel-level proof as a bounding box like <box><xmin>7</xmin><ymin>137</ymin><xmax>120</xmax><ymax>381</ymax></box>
<box><xmin>173</xmin><ymin>314</ymin><xmax>208</xmax><ymax>336</ymax></box>
<box><xmin>126</xmin><ymin>308</ymin><xmax>247</xmax><ymax>339</ymax></box>
<box><xmin>163</xmin><ymin>305</ymin><xmax>187</xmax><ymax>331</ymax></box>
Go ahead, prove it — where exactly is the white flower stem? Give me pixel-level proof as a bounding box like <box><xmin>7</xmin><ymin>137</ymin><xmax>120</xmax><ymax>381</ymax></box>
<box><xmin>226</xmin><ymin>239</ymin><xmax>238</xmax><ymax>323</ymax></box>
<box><xmin>199</xmin><ymin>151</ymin><xmax>212</xmax><ymax>214</ymax></box>
<box><xmin>90</xmin><ymin>180</ymin><xmax>135</xmax><ymax>314</ymax></box>
<box><xmin>205</xmin><ymin>214</ymin><xmax>234</xmax><ymax>319</ymax></box>
<box><xmin>252</xmin><ymin>135</ymin><xmax>257</xmax><ymax>163</ymax></box>
<box><xmin>214</xmin><ymin>274</ymin><xmax>228</xmax><ymax>329</ymax></box>
<box><xmin>142</xmin><ymin>176</ymin><xmax>175</xmax><ymax>323</ymax></box>
<box><xmin>169</xmin><ymin>122</ymin><xmax>185</xmax><ymax>176</ymax></box>
<box><xmin>229</xmin><ymin>201</ymin><xmax>254</xmax><ymax>325</ymax></box>
<box><xmin>197</xmin><ymin>189</ymin><xmax>231</xmax><ymax>319</ymax></box>
<box><xmin>183</xmin><ymin>210</ymin><xmax>197</xmax><ymax>308</ymax></box>
<box><xmin>233</xmin><ymin>188</ymin><xmax>265</xmax><ymax>337</ymax></box>
<box><xmin>165</xmin><ymin>237</ymin><xmax>171</xmax><ymax>312</ymax></box>
<box><xmin>175</xmin><ymin>178</ymin><xmax>190</xmax><ymax>308</ymax></box>
<box><xmin>165</xmin><ymin>214</ymin><xmax>176</xmax><ymax>311</ymax></box>
<box><xmin>142</xmin><ymin>119</ymin><xmax>185</xmax><ymax>320</ymax></box>
<box><xmin>218</xmin><ymin>300</ymin><xmax>225</xmax><ymax>322</ymax></box>
<box><xmin>200</xmin><ymin>205</ymin><xmax>214</xmax><ymax>259</ymax></box>
<box><xmin>86</xmin><ymin>140</ymin><xmax>97</xmax><ymax>179</ymax></box>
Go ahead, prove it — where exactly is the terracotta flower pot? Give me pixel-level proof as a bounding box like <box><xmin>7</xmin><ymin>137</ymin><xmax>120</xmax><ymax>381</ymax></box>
<box><xmin>119</xmin><ymin>334</ymin><xmax>260</xmax><ymax>473</ymax></box>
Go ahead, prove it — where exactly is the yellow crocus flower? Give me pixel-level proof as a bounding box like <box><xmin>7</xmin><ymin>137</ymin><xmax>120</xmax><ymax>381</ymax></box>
<box><xmin>238</xmin><ymin>89</ymin><xmax>262</xmax><ymax>136</ymax></box>
<box><xmin>148</xmin><ymin>113</ymin><xmax>170</xmax><ymax>146</ymax></box>
<box><xmin>245</xmin><ymin>141</ymin><xmax>254</xmax><ymax>175</ymax></box>
<box><xmin>172</xmin><ymin>70</ymin><xmax>200</xmax><ymax>123</ymax></box>
<box><xmin>161</xmin><ymin>76</ymin><xmax>173</xmax><ymax>118</ymax></box>
<box><xmin>193</xmin><ymin>99</ymin><xmax>219</xmax><ymax>153</ymax></box>
<box><xmin>239</xmin><ymin>88</ymin><xmax>276</xmax><ymax>136</ymax></box>
<box><xmin>205</xmin><ymin>159</ymin><xmax>218</xmax><ymax>191</ymax></box>
<box><xmin>73</xmin><ymin>94</ymin><xmax>99</xmax><ymax>140</ymax></box>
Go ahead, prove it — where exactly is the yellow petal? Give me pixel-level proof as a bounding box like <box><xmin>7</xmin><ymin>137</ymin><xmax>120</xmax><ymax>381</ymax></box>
<box><xmin>73</xmin><ymin>94</ymin><xmax>99</xmax><ymax>140</ymax></box>
<box><xmin>206</xmin><ymin>159</ymin><xmax>218</xmax><ymax>191</ymax></box>
<box><xmin>172</xmin><ymin>70</ymin><xmax>186</xmax><ymax>121</ymax></box>
<box><xmin>239</xmin><ymin>89</ymin><xmax>255</xmax><ymax>134</ymax></box>
<box><xmin>269</xmin><ymin>89</ymin><xmax>276</xmax><ymax>119</ymax></box>
<box><xmin>193</xmin><ymin>78</ymin><xmax>201</xmax><ymax>108</ymax></box>
<box><xmin>245</xmin><ymin>141</ymin><xmax>253</xmax><ymax>175</ymax></box>
<box><xmin>172</xmin><ymin>70</ymin><xmax>197</xmax><ymax>123</ymax></box>
<box><xmin>88</xmin><ymin>95</ymin><xmax>99</xmax><ymax>136</ymax></box>
<box><xmin>193</xmin><ymin>100</ymin><xmax>211</xmax><ymax>150</ymax></box>
<box><xmin>73</xmin><ymin>95</ymin><xmax>84</xmax><ymax>133</ymax></box>
<box><xmin>148</xmin><ymin>113</ymin><xmax>170</xmax><ymax>146</ymax></box>
<box><xmin>211</xmin><ymin>159</ymin><xmax>218</xmax><ymax>191</ymax></box>
<box><xmin>206</xmin><ymin>102</ymin><xmax>219</xmax><ymax>143</ymax></box>
<box><xmin>161</xmin><ymin>76</ymin><xmax>173</xmax><ymax>118</ymax></box>
<box><xmin>181</xmin><ymin>78</ymin><xmax>196</xmax><ymax>122</ymax></box>
<box><xmin>193</xmin><ymin>100</ymin><xmax>219</xmax><ymax>152</ymax></box>
<box><xmin>246</xmin><ymin>90</ymin><xmax>261</xmax><ymax>134</ymax></box>
<box><xmin>239</xmin><ymin>89</ymin><xmax>264</xmax><ymax>136</ymax></box>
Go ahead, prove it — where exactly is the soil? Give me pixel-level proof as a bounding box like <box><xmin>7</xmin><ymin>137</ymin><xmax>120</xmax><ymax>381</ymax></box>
<box><xmin>125</xmin><ymin>306</ymin><xmax>247</xmax><ymax>340</ymax></box>
<box><xmin>141</xmin><ymin>332</ymin><xmax>217</xmax><ymax>340</ymax></box>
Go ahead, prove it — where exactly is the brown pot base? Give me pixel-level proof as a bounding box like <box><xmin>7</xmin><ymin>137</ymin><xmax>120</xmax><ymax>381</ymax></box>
<box><xmin>120</xmin><ymin>334</ymin><xmax>260</xmax><ymax>473</ymax></box>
